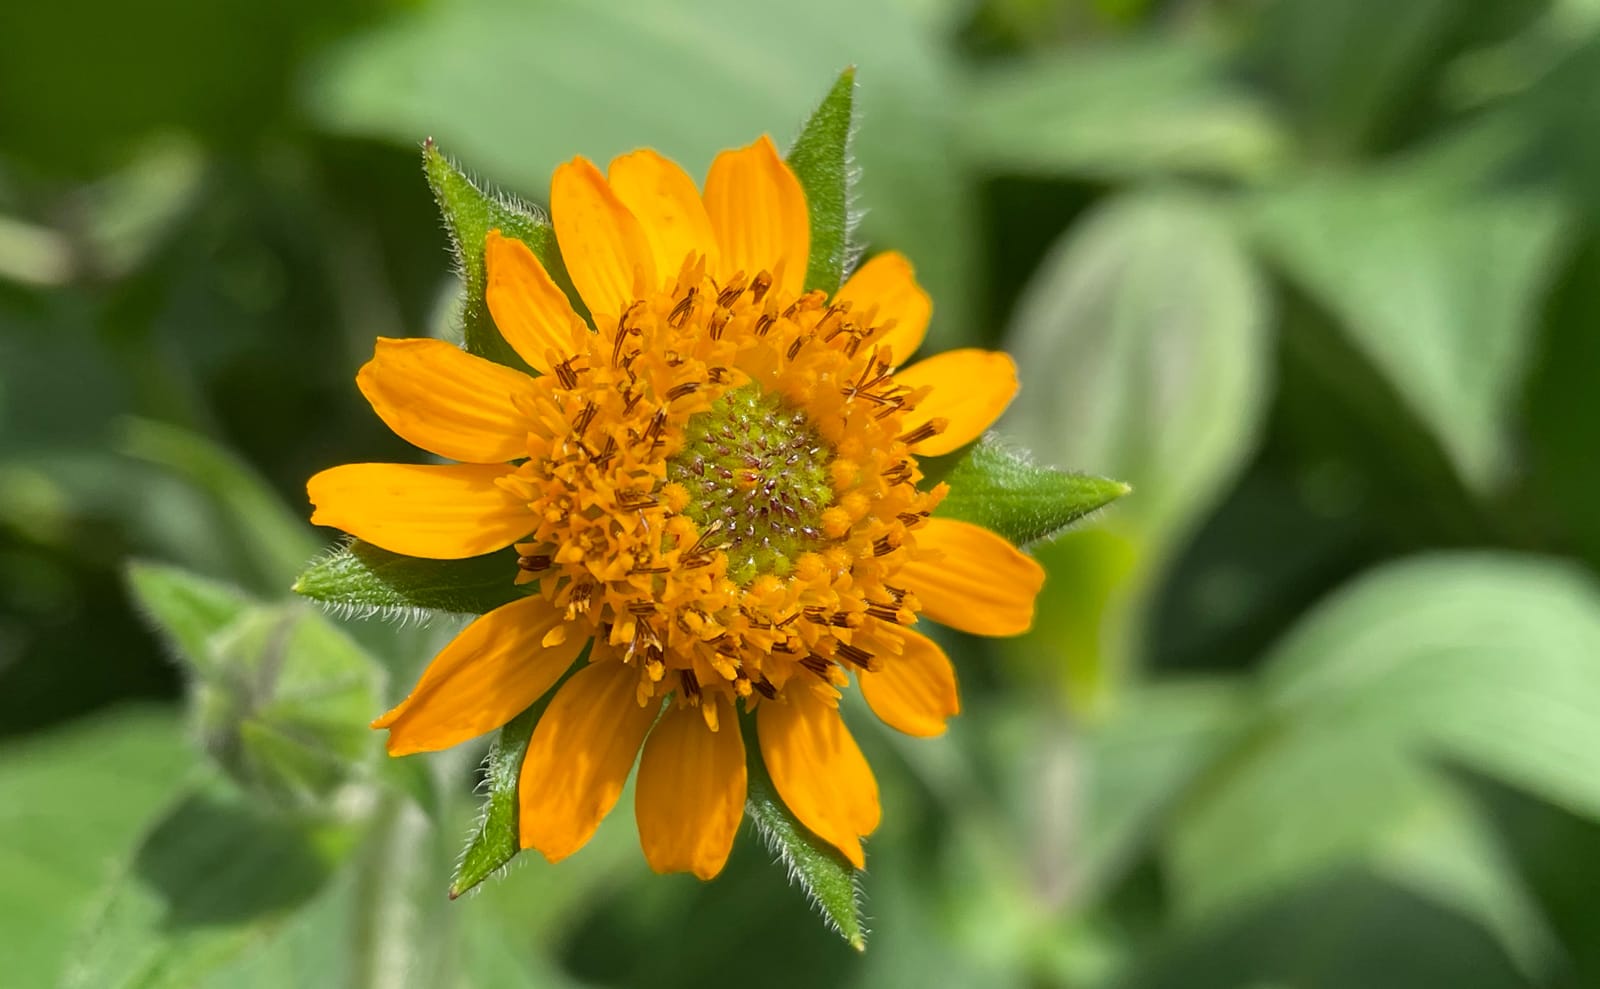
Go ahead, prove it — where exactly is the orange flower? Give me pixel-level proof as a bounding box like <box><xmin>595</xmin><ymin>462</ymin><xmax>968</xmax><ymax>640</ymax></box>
<box><xmin>308</xmin><ymin>136</ymin><xmax>1044</xmax><ymax>879</ymax></box>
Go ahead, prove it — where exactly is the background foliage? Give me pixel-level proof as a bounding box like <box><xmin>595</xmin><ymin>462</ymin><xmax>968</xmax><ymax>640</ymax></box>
<box><xmin>4</xmin><ymin>0</ymin><xmax>1600</xmax><ymax>986</ymax></box>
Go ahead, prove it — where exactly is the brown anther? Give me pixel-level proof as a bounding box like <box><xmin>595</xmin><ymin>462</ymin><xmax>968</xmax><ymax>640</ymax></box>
<box><xmin>881</xmin><ymin>462</ymin><xmax>913</xmax><ymax>485</ymax></box>
<box><xmin>835</xmin><ymin>642</ymin><xmax>875</xmax><ymax>670</ymax></box>
<box><xmin>800</xmin><ymin>655</ymin><xmax>833</xmax><ymax>677</ymax></box>
<box><xmin>753</xmin><ymin>312</ymin><xmax>778</xmax><ymax>337</ymax></box>
<box><xmin>873</xmin><ymin>535</ymin><xmax>898</xmax><ymax>557</ymax></box>
<box><xmin>897</xmin><ymin>419</ymin><xmax>946</xmax><ymax>445</ymax></box>
<box><xmin>517</xmin><ymin>553</ymin><xmax>552</xmax><ymax>572</ymax></box>
<box><xmin>666</xmin><ymin>381</ymin><xmax>701</xmax><ymax>402</ymax></box>
<box><xmin>866</xmin><ymin>602</ymin><xmax>913</xmax><ymax>624</ymax></box>
<box><xmin>707</xmin><ymin>308</ymin><xmax>732</xmax><ymax>340</ymax></box>
<box><xmin>786</xmin><ymin>335</ymin><xmax>810</xmax><ymax>361</ymax></box>
<box><xmin>554</xmin><ymin>357</ymin><xmax>580</xmax><ymax>390</ymax></box>
<box><xmin>897</xmin><ymin>510</ymin><xmax>930</xmax><ymax>526</ymax></box>
<box><xmin>667</xmin><ymin>287</ymin><xmax>698</xmax><ymax>328</ymax></box>
<box><xmin>628</xmin><ymin>600</ymin><xmax>657</xmax><ymax>616</ymax></box>
<box><xmin>593</xmin><ymin>435</ymin><xmax>619</xmax><ymax>467</ymax></box>
<box><xmin>716</xmin><ymin>277</ymin><xmax>746</xmax><ymax>308</ymax></box>
<box><xmin>679</xmin><ymin>668</ymin><xmax>701</xmax><ymax>699</ymax></box>
<box><xmin>572</xmin><ymin>402</ymin><xmax>598</xmax><ymax>437</ymax></box>
<box><xmin>752</xmin><ymin>677</ymin><xmax>778</xmax><ymax>699</ymax></box>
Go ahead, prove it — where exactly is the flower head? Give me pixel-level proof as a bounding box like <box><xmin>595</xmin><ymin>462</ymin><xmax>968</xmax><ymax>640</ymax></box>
<box><xmin>308</xmin><ymin>136</ymin><xmax>1044</xmax><ymax>878</ymax></box>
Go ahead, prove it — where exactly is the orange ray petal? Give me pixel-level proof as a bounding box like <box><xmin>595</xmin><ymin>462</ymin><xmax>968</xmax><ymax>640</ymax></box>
<box><xmin>898</xmin><ymin>517</ymin><xmax>1044</xmax><ymax>637</ymax></box>
<box><xmin>702</xmin><ymin>136</ymin><xmax>809</xmax><ymax>299</ymax></box>
<box><xmin>858</xmin><ymin>629</ymin><xmax>960</xmax><ymax>737</ymax></box>
<box><xmin>893</xmin><ymin>349</ymin><xmax>1018</xmax><ymax>456</ymax></box>
<box><xmin>551</xmin><ymin>156</ymin><xmax>658</xmax><ymax>317</ymax></box>
<box><xmin>356</xmin><ymin>337</ymin><xmax>539</xmax><ymax>464</ymax></box>
<box><xmin>519</xmin><ymin>656</ymin><xmax>658</xmax><ymax>863</ymax></box>
<box><xmin>608</xmin><ymin>149</ymin><xmax>719</xmax><ymax>282</ymax></box>
<box><xmin>634</xmin><ymin>696</ymin><xmax>746</xmax><ymax>880</ymax></box>
<box><xmin>307</xmin><ymin>462</ymin><xmax>530</xmax><ymax>559</ymax></box>
<box><xmin>836</xmin><ymin>251</ymin><xmax>932</xmax><ymax>365</ymax></box>
<box><xmin>756</xmin><ymin>684</ymin><xmax>879</xmax><ymax>868</ymax></box>
<box><xmin>484</xmin><ymin>230</ymin><xmax>588</xmax><ymax>372</ymax></box>
<box><xmin>372</xmin><ymin>595</ymin><xmax>583</xmax><ymax>755</ymax></box>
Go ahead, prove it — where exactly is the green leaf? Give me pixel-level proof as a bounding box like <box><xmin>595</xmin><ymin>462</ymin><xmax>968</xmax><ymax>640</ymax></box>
<box><xmin>126</xmin><ymin>562</ymin><xmax>255</xmax><ymax>677</ymax></box>
<box><xmin>63</xmin><ymin>782</ymin><xmax>359</xmax><ymax>989</ymax></box>
<box><xmin>743</xmin><ymin>737</ymin><xmax>865</xmax><ymax>951</ymax></box>
<box><xmin>1169</xmin><ymin>553</ymin><xmax>1600</xmax><ymax>978</ymax></box>
<box><xmin>293</xmin><ymin>540</ymin><xmax>530</xmax><ymax>619</ymax></box>
<box><xmin>786</xmin><ymin>67</ymin><xmax>857</xmax><ymax>295</ymax></box>
<box><xmin>423</xmin><ymin>139</ymin><xmax>581</xmax><ymax>369</ymax></box>
<box><xmin>930</xmin><ymin>437</ymin><xmax>1129</xmax><ymax>546</ymax></box>
<box><xmin>1250</xmin><ymin>175</ymin><xmax>1568</xmax><ymax>491</ymax></box>
<box><xmin>0</xmin><ymin>707</ymin><xmax>191</xmax><ymax>988</ymax></box>
<box><xmin>1001</xmin><ymin>190</ymin><xmax>1268</xmax><ymax>712</ymax></box>
<box><xmin>451</xmin><ymin>702</ymin><xmax>542</xmax><ymax>897</ymax></box>
<box><xmin>118</xmin><ymin>417</ymin><xmax>320</xmax><ymax>593</ymax></box>
<box><xmin>959</xmin><ymin>42</ymin><xmax>1288</xmax><ymax>183</ymax></box>
<box><xmin>1003</xmin><ymin>189</ymin><xmax>1269</xmax><ymax>549</ymax></box>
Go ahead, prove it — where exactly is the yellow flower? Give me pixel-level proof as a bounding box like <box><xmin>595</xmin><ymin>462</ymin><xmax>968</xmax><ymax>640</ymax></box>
<box><xmin>307</xmin><ymin>136</ymin><xmax>1044</xmax><ymax>879</ymax></box>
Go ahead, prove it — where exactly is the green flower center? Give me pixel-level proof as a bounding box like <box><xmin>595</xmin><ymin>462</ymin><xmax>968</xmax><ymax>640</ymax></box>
<box><xmin>667</xmin><ymin>384</ymin><xmax>834</xmax><ymax>585</ymax></box>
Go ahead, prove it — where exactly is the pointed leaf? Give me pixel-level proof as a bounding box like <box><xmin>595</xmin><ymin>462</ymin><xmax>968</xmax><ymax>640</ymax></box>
<box><xmin>292</xmin><ymin>540</ymin><xmax>530</xmax><ymax>619</ymax></box>
<box><xmin>423</xmin><ymin>140</ymin><xmax>582</xmax><ymax>369</ymax></box>
<box><xmin>929</xmin><ymin>437</ymin><xmax>1130</xmax><ymax>546</ymax></box>
<box><xmin>787</xmin><ymin>67</ymin><xmax>857</xmax><ymax>295</ymax></box>
<box><xmin>450</xmin><ymin>704</ymin><xmax>541</xmax><ymax>898</ymax></box>
<box><xmin>450</xmin><ymin>651</ymin><xmax>585</xmax><ymax>898</ymax></box>
<box><xmin>743</xmin><ymin>735</ymin><xmax>865</xmax><ymax>950</ymax></box>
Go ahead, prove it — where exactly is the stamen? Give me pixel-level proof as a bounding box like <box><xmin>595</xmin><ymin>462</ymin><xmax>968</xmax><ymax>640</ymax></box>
<box><xmin>897</xmin><ymin>418</ymin><xmax>948</xmax><ymax>445</ymax></box>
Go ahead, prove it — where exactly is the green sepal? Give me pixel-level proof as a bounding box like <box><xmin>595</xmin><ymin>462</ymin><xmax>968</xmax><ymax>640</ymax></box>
<box><xmin>126</xmin><ymin>562</ymin><xmax>384</xmax><ymax>811</ymax></box>
<box><xmin>293</xmin><ymin>540</ymin><xmax>531</xmax><ymax>619</ymax></box>
<box><xmin>742</xmin><ymin>718</ymin><xmax>866</xmax><ymax>951</ymax></box>
<box><xmin>927</xmin><ymin>437</ymin><xmax>1130</xmax><ymax>546</ymax></box>
<box><xmin>451</xmin><ymin>651</ymin><xmax>585</xmax><ymax>898</ymax></box>
<box><xmin>423</xmin><ymin>139</ymin><xmax>584</xmax><ymax>369</ymax></box>
<box><xmin>787</xmin><ymin>67</ymin><xmax>857</xmax><ymax>296</ymax></box>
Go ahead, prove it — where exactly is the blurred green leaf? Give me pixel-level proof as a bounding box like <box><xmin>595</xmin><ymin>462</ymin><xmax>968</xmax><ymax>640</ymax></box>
<box><xmin>786</xmin><ymin>67</ymin><xmax>857</xmax><ymax>295</ymax></box>
<box><xmin>63</xmin><ymin>782</ymin><xmax>359</xmax><ymax>989</ymax></box>
<box><xmin>1242</xmin><ymin>0</ymin><xmax>1460</xmax><ymax>158</ymax></box>
<box><xmin>118</xmin><ymin>417</ymin><xmax>319</xmax><ymax>593</ymax></box>
<box><xmin>307</xmin><ymin>0</ymin><xmax>977</xmax><ymax>346</ymax></box>
<box><xmin>1074</xmin><ymin>680</ymin><xmax>1245</xmax><ymax>901</ymax></box>
<box><xmin>126</xmin><ymin>562</ymin><xmax>254</xmax><ymax>676</ymax></box>
<box><xmin>1251</xmin><ymin>176</ymin><xmax>1568</xmax><ymax>491</ymax></box>
<box><xmin>129</xmin><ymin>562</ymin><xmax>383</xmax><ymax>811</ymax></box>
<box><xmin>1171</xmin><ymin>553</ymin><xmax>1600</xmax><ymax>977</ymax></box>
<box><xmin>423</xmin><ymin>140</ymin><xmax>579</xmax><ymax>369</ymax></box>
<box><xmin>1003</xmin><ymin>189</ymin><xmax>1269</xmax><ymax>548</ymax></box>
<box><xmin>744</xmin><ymin>741</ymin><xmax>865</xmax><ymax>951</ymax></box>
<box><xmin>959</xmin><ymin>42</ymin><xmax>1288</xmax><ymax>182</ymax></box>
<box><xmin>1001</xmin><ymin>190</ymin><xmax>1268</xmax><ymax>712</ymax></box>
<box><xmin>0</xmin><ymin>707</ymin><xmax>191</xmax><ymax>987</ymax></box>
<box><xmin>930</xmin><ymin>437</ymin><xmax>1129</xmax><ymax>546</ymax></box>
<box><xmin>293</xmin><ymin>540</ymin><xmax>530</xmax><ymax>619</ymax></box>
